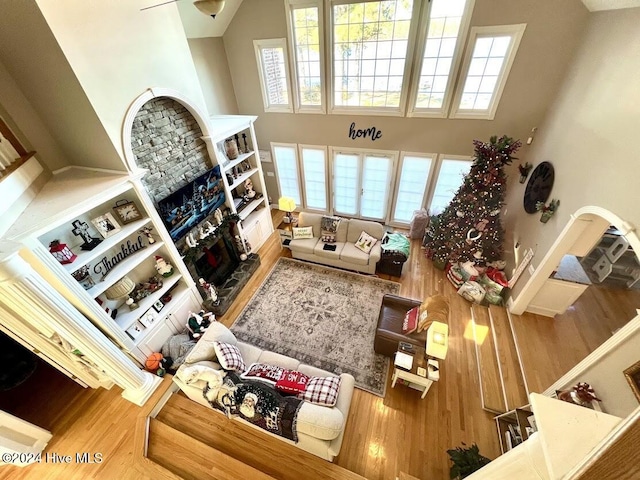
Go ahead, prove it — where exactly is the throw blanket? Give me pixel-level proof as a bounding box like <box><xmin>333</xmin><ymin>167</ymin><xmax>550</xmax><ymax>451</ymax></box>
<box><xmin>203</xmin><ymin>373</ymin><xmax>303</xmax><ymax>442</ymax></box>
<box><xmin>161</xmin><ymin>333</ymin><xmax>196</xmax><ymax>371</ymax></box>
<box><xmin>381</xmin><ymin>232</ymin><xmax>410</xmax><ymax>258</ymax></box>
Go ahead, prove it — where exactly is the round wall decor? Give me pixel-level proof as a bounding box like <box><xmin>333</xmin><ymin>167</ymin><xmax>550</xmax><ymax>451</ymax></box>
<box><xmin>523</xmin><ymin>162</ymin><xmax>554</xmax><ymax>213</ymax></box>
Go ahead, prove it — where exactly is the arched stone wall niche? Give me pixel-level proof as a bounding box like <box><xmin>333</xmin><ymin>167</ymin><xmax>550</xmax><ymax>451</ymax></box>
<box><xmin>122</xmin><ymin>88</ymin><xmax>214</xmax><ymax>204</ymax></box>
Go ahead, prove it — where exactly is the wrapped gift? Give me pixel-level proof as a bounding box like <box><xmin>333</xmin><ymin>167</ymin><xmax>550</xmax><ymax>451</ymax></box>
<box><xmin>478</xmin><ymin>274</ymin><xmax>505</xmax><ymax>305</ymax></box>
<box><xmin>457</xmin><ymin>281</ymin><xmax>486</xmax><ymax>304</ymax></box>
<box><xmin>446</xmin><ymin>263</ymin><xmax>465</xmax><ymax>289</ymax></box>
<box><xmin>460</xmin><ymin>261</ymin><xmax>479</xmax><ymax>282</ymax></box>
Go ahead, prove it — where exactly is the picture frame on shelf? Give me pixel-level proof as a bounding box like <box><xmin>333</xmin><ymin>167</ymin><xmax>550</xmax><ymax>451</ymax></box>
<box><xmin>624</xmin><ymin>360</ymin><xmax>640</xmax><ymax>402</ymax></box>
<box><xmin>91</xmin><ymin>212</ymin><xmax>122</xmax><ymax>239</ymax></box>
<box><xmin>126</xmin><ymin>321</ymin><xmax>146</xmax><ymax>340</ymax></box>
<box><xmin>113</xmin><ymin>199</ymin><xmax>143</xmax><ymax>225</ymax></box>
<box><xmin>139</xmin><ymin>309</ymin><xmax>157</xmax><ymax>328</ymax></box>
<box><xmin>152</xmin><ymin>300</ymin><xmax>164</xmax><ymax>313</ymax></box>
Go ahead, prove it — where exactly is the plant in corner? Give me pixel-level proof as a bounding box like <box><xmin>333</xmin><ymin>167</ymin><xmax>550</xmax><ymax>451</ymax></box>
<box><xmin>447</xmin><ymin>443</ymin><xmax>491</xmax><ymax>479</ymax></box>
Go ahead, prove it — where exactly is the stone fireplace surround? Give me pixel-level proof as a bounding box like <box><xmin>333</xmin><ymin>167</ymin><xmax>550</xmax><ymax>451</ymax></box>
<box><xmin>123</xmin><ymin>89</ymin><xmax>257</xmax><ymax>315</ymax></box>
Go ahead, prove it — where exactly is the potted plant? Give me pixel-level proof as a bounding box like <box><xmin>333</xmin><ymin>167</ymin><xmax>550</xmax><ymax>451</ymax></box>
<box><xmin>535</xmin><ymin>199</ymin><xmax>560</xmax><ymax>223</ymax></box>
<box><xmin>447</xmin><ymin>443</ymin><xmax>491</xmax><ymax>479</ymax></box>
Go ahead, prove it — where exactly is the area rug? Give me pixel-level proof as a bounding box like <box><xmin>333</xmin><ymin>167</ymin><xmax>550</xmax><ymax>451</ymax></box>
<box><xmin>231</xmin><ymin>258</ymin><xmax>400</xmax><ymax>396</ymax></box>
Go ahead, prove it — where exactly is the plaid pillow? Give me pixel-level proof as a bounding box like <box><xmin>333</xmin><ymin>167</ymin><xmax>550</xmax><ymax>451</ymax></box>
<box><xmin>212</xmin><ymin>341</ymin><xmax>246</xmax><ymax>372</ymax></box>
<box><xmin>298</xmin><ymin>376</ymin><xmax>341</xmax><ymax>406</ymax></box>
<box><xmin>275</xmin><ymin>369</ymin><xmax>310</xmax><ymax>394</ymax></box>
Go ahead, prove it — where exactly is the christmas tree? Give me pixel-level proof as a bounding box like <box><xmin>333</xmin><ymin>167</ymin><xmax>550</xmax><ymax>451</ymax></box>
<box><xmin>425</xmin><ymin>135</ymin><xmax>521</xmax><ymax>268</ymax></box>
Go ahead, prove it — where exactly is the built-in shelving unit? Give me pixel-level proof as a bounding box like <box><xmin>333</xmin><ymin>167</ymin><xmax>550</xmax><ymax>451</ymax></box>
<box><xmin>4</xmin><ymin>167</ymin><xmax>201</xmax><ymax>364</ymax></box>
<box><xmin>202</xmin><ymin>115</ymin><xmax>274</xmax><ymax>254</ymax></box>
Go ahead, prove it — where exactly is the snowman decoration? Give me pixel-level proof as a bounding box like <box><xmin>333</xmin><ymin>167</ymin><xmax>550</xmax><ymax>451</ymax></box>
<box><xmin>154</xmin><ymin>256</ymin><xmax>174</xmax><ymax>277</ymax></box>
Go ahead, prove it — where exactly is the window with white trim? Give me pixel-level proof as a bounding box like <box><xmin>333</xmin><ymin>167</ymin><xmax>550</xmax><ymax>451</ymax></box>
<box><xmin>330</xmin><ymin>147</ymin><xmax>395</xmax><ymax>221</ymax></box>
<box><xmin>451</xmin><ymin>24</ymin><xmax>526</xmax><ymax>119</ymax></box>
<box><xmin>330</xmin><ymin>0</ymin><xmax>417</xmax><ymax>113</ymax></box>
<box><xmin>391</xmin><ymin>153</ymin><xmax>434</xmax><ymax>224</ymax></box>
<box><xmin>299</xmin><ymin>145</ymin><xmax>328</xmax><ymax>211</ymax></box>
<box><xmin>254</xmin><ymin>39</ymin><xmax>294</xmax><ymax>112</ymax></box>
<box><xmin>286</xmin><ymin>1</ymin><xmax>325</xmax><ymax>112</ymax></box>
<box><xmin>408</xmin><ymin>0</ymin><xmax>474</xmax><ymax>117</ymax></box>
<box><xmin>428</xmin><ymin>155</ymin><xmax>473</xmax><ymax>214</ymax></box>
<box><xmin>272</xmin><ymin>143</ymin><xmax>301</xmax><ymax>204</ymax></box>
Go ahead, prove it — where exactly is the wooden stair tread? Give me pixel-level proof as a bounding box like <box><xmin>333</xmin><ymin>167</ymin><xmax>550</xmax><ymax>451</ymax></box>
<box><xmin>489</xmin><ymin>305</ymin><xmax>529</xmax><ymax>410</ymax></box>
<box><xmin>154</xmin><ymin>393</ymin><xmax>365</xmax><ymax>480</ymax></box>
<box><xmin>148</xmin><ymin>418</ymin><xmax>276</xmax><ymax>480</ymax></box>
<box><xmin>472</xmin><ymin>305</ymin><xmax>507</xmax><ymax>413</ymax></box>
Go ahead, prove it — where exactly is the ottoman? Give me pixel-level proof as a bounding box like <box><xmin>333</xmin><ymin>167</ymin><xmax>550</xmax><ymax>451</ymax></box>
<box><xmin>374</xmin><ymin>294</ymin><xmax>427</xmax><ymax>357</ymax></box>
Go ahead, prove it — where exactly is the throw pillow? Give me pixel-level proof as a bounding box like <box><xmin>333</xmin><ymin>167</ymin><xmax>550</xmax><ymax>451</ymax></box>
<box><xmin>275</xmin><ymin>369</ymin><xmax>310</xmax><ymax>394</ymax></box>
<box><xmin>354</xmin><ymin>231</ymin><xmax>378</xmax><ymax>254</ymax></box>
<box><xmin>321</xmin><ymin>215</ymin><xmax>341</xmax><ymax>243</ymax></box>
<box><xmin>299</xmin><ymin>376</ymin><xmax>341</xmax><ymax>407</ymax></box>
<box><xmin>402</xmin><ymin>306</ymin><xmax>420</xmax><ymax>335</ymax></box>
<box><xmin>212</xmin><ymin>341</ymin><xmax>246</xmax><ymax>372</ymax></box>
<box><xmin>292</xmin><ymin>226</ymin><xmax>313</xmax><ymax>240</ymax></box>
<box><xmin>240</xmin><ymin>363</ymin><xmax>285</xmax><ymax>385</ymax></box>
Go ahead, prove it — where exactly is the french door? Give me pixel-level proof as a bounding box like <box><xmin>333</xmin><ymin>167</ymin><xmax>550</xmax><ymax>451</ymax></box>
<box><xmin>330</xmin><ymin>148</ymin><xmax>396</xmax><ymax>222</ymax></box>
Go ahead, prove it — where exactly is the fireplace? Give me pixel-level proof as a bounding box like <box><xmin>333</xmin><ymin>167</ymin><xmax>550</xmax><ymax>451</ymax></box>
<box><xmin>192</xmin><ymin>231</ymin><xmax>240</xmax><ymax>287</ymax></box>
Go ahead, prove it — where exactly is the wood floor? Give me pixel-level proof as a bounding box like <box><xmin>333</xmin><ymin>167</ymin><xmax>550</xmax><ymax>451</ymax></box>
<box><xmin>1</xmin><ymin>208</ymin><xmax>637</xmax><ymax>480</ymax></box>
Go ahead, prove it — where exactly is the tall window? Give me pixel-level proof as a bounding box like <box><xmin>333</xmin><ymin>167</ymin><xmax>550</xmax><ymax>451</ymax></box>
<box><xmin>299</xmin><ymin>145</ymin><xmax>328</xmax><ymax>211</ymax></box>
<box><xmin>391</xmin><ymin>153</ymin><xmax>433</xmax><ymax>224</ymax></box>
<box><xmin>451</xmin><ymin>24</ymin><xmax>526</xmax><ymax>119</ymax></box>
<box><xmin>331</xmin><ymin>148</ymin><xmax>395</xmax><ymax>221</ymax></box>
<box><xmin>428</xmin><ymin>155</ymin><xmax>473</xmax><ymax>214</ymax></box>
<box><xmin>272</xmin><ymin>143</ymin><xmax>301</xmax><ymax>204</ymax></box>
<box><xmin>408</xmin><ymin>0</ymin><xmax>473</xmax><ymax>117</ymax></box>
<box><xmin>254</xmin><ymin>39</ymin><xmax>293</xmax><ymax>112</ymax></box>
<box><xmin>330</xmin><ymin>0</ymin><xmax>417</xmax><ymax>113</ymax></box>
<box><xmin>286</xmin><ymin>1</ymin><xmax>324</xmax><ymax>112</ymax></box>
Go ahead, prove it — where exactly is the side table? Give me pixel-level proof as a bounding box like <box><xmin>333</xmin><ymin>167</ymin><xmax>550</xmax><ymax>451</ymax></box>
<box><xmin>277</xmin><ymin>219</ymin><xmax>297</xmax><ymax>250</ymax></box>
<box><xmin>391</xmin><ymin>345</ymin><xmax>440</xmax><ymax>399</ymax></box>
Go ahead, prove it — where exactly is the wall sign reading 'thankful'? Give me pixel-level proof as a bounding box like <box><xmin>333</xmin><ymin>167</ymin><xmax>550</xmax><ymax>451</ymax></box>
<box><xmin>348</xmin><ymin>122</ymin><xmax>382</xmax><ymax>141</ymax></box>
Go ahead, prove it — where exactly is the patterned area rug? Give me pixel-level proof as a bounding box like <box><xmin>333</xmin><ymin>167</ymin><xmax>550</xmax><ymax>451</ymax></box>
<box><xmin>231</xmin><ymin>258</ymin><xmax>400</xmax><ymax>396</ymax></box>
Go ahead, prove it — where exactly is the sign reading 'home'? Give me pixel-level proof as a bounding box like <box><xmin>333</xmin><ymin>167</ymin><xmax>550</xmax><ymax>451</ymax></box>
<box><xmin>348</xmin><ymin>122</ymin><xmax>382</xmax><ymax>141</ymax></box>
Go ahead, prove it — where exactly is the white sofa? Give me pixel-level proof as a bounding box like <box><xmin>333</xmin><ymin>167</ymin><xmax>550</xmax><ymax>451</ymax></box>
<box><xmin>289</xmin><ymin>212</ymin><xmax>384</xmax><ymax>274</ymax></box>
<box><xmin>173</xmin><ymin>322</ymin><xmax>355</xmax><ymax>462</ymax></box>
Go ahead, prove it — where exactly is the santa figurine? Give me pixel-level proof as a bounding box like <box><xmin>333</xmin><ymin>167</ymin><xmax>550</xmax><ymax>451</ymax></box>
<box><xmin>154</xmin><ymin>256</ymin><xmax>174</xmax><ymax>277</ymax></box>
<box><xmin>199</xmin><ymin>278</ymin><xmax>219</xmax><ymax>305</ymax></box>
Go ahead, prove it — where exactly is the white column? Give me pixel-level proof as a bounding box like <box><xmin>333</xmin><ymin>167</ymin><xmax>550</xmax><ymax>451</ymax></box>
<box><xmin>0</xmin><ymin>241</ymin><xmax>161</xmax><ymax>406</ymax></box>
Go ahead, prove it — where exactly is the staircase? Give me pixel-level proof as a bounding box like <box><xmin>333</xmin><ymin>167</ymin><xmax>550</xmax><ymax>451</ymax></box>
<box><xmin>471</xmin><ymin>304</ymin><xmax>529</xmax><ymax>414</ymax></box>
<box><xmin>147</xmin><ymin>392</ymin><xmax>365</xmax><ymax>480</ymax></box>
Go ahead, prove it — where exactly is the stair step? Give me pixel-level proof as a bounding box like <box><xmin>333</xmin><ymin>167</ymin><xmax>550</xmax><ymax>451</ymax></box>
<box><xmin>489</xmin><ymin>305</ymin><xmax>529</xmax><ymax>410</ymax></box>
<box><xmin>148</xmin><ymin>417</ymin><xmax>276</xmax><ymax>480</ymax></box>
<box><xmin>471</xmin><ymin>305</ymin><xmax>507</xmax><ymax>413</ymax></box>
<box><xmin>154</xmin><ymin>393</ymin><xmax>364</xmax><ymax>480</ymax></box>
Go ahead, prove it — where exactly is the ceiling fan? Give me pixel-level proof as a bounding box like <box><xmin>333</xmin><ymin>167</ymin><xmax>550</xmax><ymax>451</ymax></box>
<box><xmin>141</xmin><ymin>0</ymin><xmax>226</xmax><ymax>18</ymax></box>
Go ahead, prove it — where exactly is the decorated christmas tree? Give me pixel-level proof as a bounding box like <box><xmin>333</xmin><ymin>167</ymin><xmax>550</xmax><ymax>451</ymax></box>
<box><xmin>425</xmin><ymin>135</ymin><xmax>521</xmax><ymax>268</ymax></box>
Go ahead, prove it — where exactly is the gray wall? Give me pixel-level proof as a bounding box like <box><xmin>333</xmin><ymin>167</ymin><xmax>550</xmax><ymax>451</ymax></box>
<box><xmin>221</xmin><ymin>0</ymin><xmax>590</xmax><ymax>186</ymax></box>
<box><xmin>505</xmin><ymin>7</ymin><xmax>640</xmax><ymax>298</ymax></box>
<box><xmin>188</xmin><ymin>37</ymin><xmax>239</xmax><ymax>116</ymax></box>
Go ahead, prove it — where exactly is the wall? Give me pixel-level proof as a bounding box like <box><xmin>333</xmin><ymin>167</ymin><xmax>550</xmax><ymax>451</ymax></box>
<box><xmin>30</xmin><ymin>0</ymin><xmax>207</xmax><ymax>170</ymax></box>
<box><xmin>223</xmin><ymin>0</ymin><xmax>589</xmax><ymax>201</ymax></box>
<box><xmin>188</xmin><ymin>37</ymin><xmax>239</xmax><ymax>116</ymax></box>
<box><xmin>504</xmin><ymin>7</ymin><xmax>640</xmax><ymax>299</ymax></box>
<box><xmin>132</xmin><ymin>98</ymin><xmax>211</xmax><ymax>203</ymax></box>
<box><xmin>0</xmin><ymin>2</ymin><xmax>118</xmax><ymax>172</ymax></box>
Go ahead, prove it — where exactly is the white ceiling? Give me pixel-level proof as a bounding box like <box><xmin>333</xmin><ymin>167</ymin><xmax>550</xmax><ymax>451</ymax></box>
<box><xmin>178</xmin><ymin>0</ymin><xmax>244</xmax><ymax>38</ymax></box>
<box><xmin>581</xmin><ymin>0</ymin><xmax>640</xmax><ymax>11</ymax></box>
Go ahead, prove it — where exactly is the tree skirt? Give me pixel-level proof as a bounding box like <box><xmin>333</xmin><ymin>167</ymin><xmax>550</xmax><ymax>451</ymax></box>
<box><xmin>231</xmin><ymin>258</ymin><xmax>400</xmax><ymax>396</ymax></box>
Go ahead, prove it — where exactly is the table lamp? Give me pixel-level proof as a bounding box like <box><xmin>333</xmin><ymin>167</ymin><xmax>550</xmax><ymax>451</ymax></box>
<box><xmin>278</xmin><ymin>197</ymin><xmax>296</xmax><ymax>224</ymax></box>
<box><xmin>426</xmin><ymin>321</ymin><xmax>449</xmax><ymax>360</ymax></box>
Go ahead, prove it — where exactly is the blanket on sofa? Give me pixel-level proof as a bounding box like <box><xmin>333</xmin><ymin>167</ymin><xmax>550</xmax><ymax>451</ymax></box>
<box><xmin>203</xmin><ymin>373</ymin><xmax>303</xmax><ymax>442</ymax></box>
